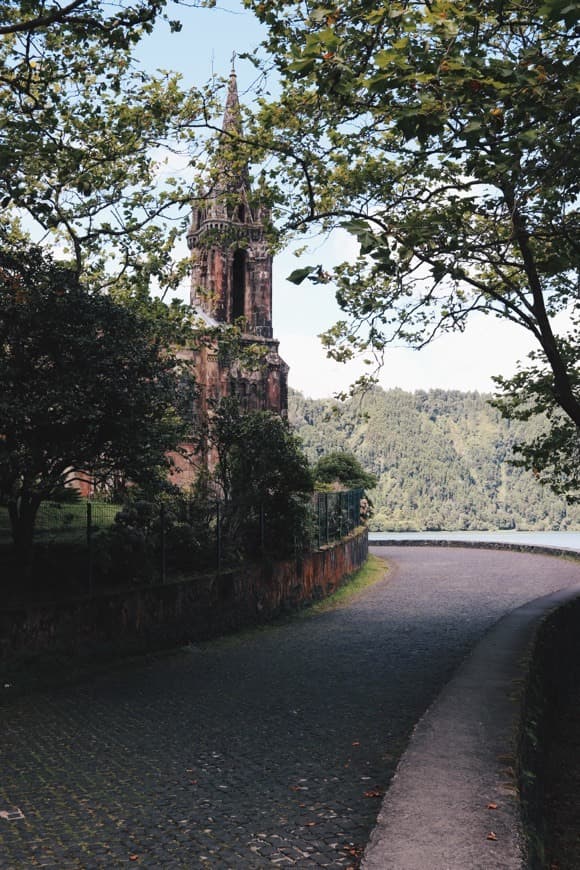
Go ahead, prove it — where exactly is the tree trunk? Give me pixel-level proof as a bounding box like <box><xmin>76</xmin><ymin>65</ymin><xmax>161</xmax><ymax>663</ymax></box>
<box><xmin>509</xmin><ymin>198</ymin><xmax>580</xmax><ymax>427</ymax></box>
<box><xmin>8</xmin><ymin>493</ymin><xmax>41</xmax><ymax>559</ymax></box>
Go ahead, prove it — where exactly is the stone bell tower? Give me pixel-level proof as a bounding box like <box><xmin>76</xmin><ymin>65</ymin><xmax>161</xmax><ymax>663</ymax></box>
<box><xmin>187</xmin><ymin>67</ymin><xmax>288</xmax><ymax>418</ymax></box>
<box><xmin>188</xmin><ymin>71</ymin><xmax>274</xmax><ymax>339</ymax></box>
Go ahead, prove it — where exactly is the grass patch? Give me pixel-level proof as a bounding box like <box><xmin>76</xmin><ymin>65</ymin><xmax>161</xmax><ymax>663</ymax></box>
<box><xmin>301</xmin><ymin>553</ymin><xmax>390</xmax><ymax>618</ymax></box>
<box><xmin>197</xmin><ymin>554</ymin><xmax>391</xmax><ymax>650</ymax></box>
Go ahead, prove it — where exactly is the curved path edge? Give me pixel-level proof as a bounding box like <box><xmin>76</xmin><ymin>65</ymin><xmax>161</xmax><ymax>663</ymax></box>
<box><xmin>362</xmin><ymin>578</ymin><xmax>580</xmax><ymax>870</ymax></box>
<box><xmin>371</xmin><ymin>538</ymin><xmax>580</xmax><ymax>561</ymax></box>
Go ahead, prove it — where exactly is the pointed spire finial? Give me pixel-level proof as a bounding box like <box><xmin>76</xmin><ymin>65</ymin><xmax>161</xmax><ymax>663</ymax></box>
<box><xmin>222</xmin><ymin>60</ymin><xmax>241</xmax><ymax>134</ymax></box>
<box><xmin>230</xmin><ymin>50</ymin><xmax>237</xmax><ymax>73</ymax></box>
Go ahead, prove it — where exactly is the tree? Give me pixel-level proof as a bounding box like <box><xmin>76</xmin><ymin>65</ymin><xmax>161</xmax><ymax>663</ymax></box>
<box><xmin>0</xmin><ymin>0</ymin><xmax>168</xmax><ymax>36</ymax></box>
<box><xmin>243</xmin><ymin>0</ymin><xmax>580</xmax><ymax>495</ymax></box>
<box><xmin>0</xmin><ymin>239</ymin><xmax>195</xmax><ymax>551</ymax></box>
<box><xmin>0</xmin><ymin>0</ymin><xmax>210</xmax><ymax>292</ymax></box>
<box><xmin>313</xmin><ymin>451</ymin><xmax>378</xmax><ymax>491</ymax></box>
<box><xmin>209</xmin><ymin>398</ymin><xmax>313</xmax><ymax>555</ymax></box>
<box><xmin>211</xmin><ymin>398</ymin><xmax>313</xmax><ymax>499</ymax></box>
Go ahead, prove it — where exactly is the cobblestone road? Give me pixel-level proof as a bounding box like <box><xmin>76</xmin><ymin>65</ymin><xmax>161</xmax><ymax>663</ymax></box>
<box><xmin>2</xmin><ymin>547</ymin><xmax>580</xmax><ymax>869</ymax></box>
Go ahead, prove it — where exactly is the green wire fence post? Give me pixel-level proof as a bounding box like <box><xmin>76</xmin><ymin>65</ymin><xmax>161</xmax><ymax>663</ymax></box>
<box><xmin>260</xmin><ymin>503</ymin><xmax>265</xmax><ymax>556</ymax></box>
<box><xmin>86</xmin><ymin>501</ymin><xmax>93</xmax><ymax>596</ymax></box>
<box><xmin>216</xmin><ymin>501</ymin><xmax>221</xmax><ymax>572</ymax></box>
<box><xmin>160</xmin><ymin>503</ymin><xmax>166</xmax><ymax>584</ymax></box>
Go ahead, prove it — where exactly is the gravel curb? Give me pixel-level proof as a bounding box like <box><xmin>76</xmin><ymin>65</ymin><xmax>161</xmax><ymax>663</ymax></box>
<box><xmin>362</xmin><ymin>581</ymin><xmax>580</xmax><ymax>870</ymax></box>
<box><xmin>371</xmin><ymin>538</ymin><xmax>580</xmax><ymax>562</ymax></box>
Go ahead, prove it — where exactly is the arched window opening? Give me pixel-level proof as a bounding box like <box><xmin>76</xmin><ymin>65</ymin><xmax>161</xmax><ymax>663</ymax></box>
<box><xmin>232</xmin><ymin>249</ymin><xmax>246</xmax><ymax>321</ymax></box>
<box><xmin>238</xmin><ymin>204</ymin><xmax>245</xmax><ymax>223</ymax></box>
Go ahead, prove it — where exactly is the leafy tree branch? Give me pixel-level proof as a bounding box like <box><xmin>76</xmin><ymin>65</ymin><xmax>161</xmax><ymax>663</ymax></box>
<box><xmin>240</xmin><ymin>0</ymin><xmax>579</xmax><ymax>495</ymax></box>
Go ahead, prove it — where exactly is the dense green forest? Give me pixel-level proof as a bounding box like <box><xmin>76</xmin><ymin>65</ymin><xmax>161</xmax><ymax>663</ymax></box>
<box><xmin>288</xmin><ymin>388</ymin><xmax>580</xmax><ymax>532</ymax></box>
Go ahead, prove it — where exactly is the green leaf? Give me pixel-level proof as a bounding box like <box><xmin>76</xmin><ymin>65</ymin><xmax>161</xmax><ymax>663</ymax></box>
<box><xmin>374</xmin><ymin>49</ymin><xmax>396</xmax><ymax>68</ymax></box>
<box><xmin>288</xmin><ymin>58</ymin><xmax>317</xmax><ymax>74</ymax></box>
<box><xmin>287</xmin><ymin>266</ymin><xmax>316</xmax><ymax>284</ymax></box>
<box><xmin>341</xmin><ymin>219</ymin><xmax>371</xmax><ymax>234</ymax></box>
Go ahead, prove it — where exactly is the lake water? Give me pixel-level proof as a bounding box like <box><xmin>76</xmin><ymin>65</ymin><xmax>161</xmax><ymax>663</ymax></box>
<box><xmin>369</xmin><ymin>530</ymin><xmax>580</xmax><ymax>552</ymax></box>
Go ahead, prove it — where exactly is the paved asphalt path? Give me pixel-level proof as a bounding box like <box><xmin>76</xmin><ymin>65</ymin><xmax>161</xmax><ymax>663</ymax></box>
<box><xmin>2</xmin><ymin>546</ymin><xmax>580</xmax><ymax>869</ymax></box>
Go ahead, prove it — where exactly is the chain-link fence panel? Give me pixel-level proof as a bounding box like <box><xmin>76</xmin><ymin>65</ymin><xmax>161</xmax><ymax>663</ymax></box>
<box><xmin>1</xmin><ymin>489</ymin><xmax>365</xmax><ymax>598</ymax></box>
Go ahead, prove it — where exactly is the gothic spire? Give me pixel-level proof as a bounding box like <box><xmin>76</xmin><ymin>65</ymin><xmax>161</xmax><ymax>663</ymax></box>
<box><xmin>214</xmin><ymin>65</ymin><xmax>249</xmax><ymax>195</ymax></box>
<box><xmin>188</xmin><ymin>63</ymin><xmax>257</xmax><ymax>253</ymax></box>
<box><xmin>222</xmin><ymin>67</ymin><xmax>242</xmax><ymax>136</ymax></box>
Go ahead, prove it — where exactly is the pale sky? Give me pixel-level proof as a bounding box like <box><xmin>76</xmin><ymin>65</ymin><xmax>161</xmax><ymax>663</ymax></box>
<box><xmin>138</xmin><ymin>1</ymin><xmax>540</xmax><ymax>400</ymax></box>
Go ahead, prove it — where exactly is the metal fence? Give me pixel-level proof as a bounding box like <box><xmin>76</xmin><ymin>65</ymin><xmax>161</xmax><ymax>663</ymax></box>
<box><xmin>313</xmin><ymin>489</ymin><xmax>364</xmax><ymax>549</ymax></box>
<box><xmin>1</xmin><ymin>489</ymin><xmax>364</xmax><ymax>594</ymax></box>
<box><xmin>0</xmin><ymin>500</ymin><xmax>119</xmax><ymax>547</ymax></box>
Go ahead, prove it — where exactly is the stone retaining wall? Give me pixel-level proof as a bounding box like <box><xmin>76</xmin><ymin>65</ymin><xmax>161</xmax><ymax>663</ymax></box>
<box><xmin>0</xmin><ymin>528</ymin><xmax>368</xmax><ymax>664</ymax></box>
<box><xmin>518</xmin><ymin>595</ymin><xmax>580</xmax><ymax>868</ymax></box>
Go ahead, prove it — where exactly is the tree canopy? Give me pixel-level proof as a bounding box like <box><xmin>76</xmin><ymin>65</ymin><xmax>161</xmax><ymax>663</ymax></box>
<box><xmin>0</xmin><ymin>238</ymin><xmax>195</xmax><ymax>550</ymax></box>
<box><xmin>313</xmin><ymin>451</ymin><xmax>378</xmax><ymax>491</ymax></box>
<box><xmin>210</xmin><ymin>398</ymin><xmax>313</xmax><ymax>502</ymax></box>
<box><xmin>0</xmin><ymin>0</ymin><xmax>242</xmax><ymax>553</ymax></box>
<box><xmin>0</xmin><ymin>0</ymin><xmax>211</xmax><ymax>292</ymax></box>
<box><xmin>244</xmin><ymin>0</ymin><xmax>580</xmax><ymax>496</ymax></box>
<box><xmin>208</xmin><ymin>398</ymin><xmax>313</xmax><ymax>555</ymax></box>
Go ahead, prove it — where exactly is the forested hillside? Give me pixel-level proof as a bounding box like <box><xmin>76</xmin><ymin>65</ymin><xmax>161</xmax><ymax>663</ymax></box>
<box><xmin>289</xmin><ymin>388</ymin><xmax>580</xmax><ymax>532</ymax></box>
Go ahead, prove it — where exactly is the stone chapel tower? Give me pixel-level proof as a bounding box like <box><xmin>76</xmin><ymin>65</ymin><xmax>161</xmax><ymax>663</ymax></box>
<box><xmin>174</xmin><ymin>68</ymin><xmax>288</xmax><ymax>484</ymax></box>
<box><xmin>188</xmin><ymin>70</ymin><xmax>275</xmax><ymax>343</ymax></box>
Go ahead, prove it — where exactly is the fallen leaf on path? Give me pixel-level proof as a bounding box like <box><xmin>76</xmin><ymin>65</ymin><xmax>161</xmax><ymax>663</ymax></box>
<box><xmin>0</xmin><ymin>808</ymin><xmax>25</xmax><ymax>821</ymax></box>
<box><xmin>364</xmin><ymin>789</ymin><xmax>384</xmax><ymax>798</ymax></box>
<box><xmin>487</xmin><ymin>832</ymin><xmax>498</xmax><ymax>841</ymax></box>
<box><xmin>487</xmin><ymin>802</ymin><xmax>498</xmax><ymax>810</ymax></box>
